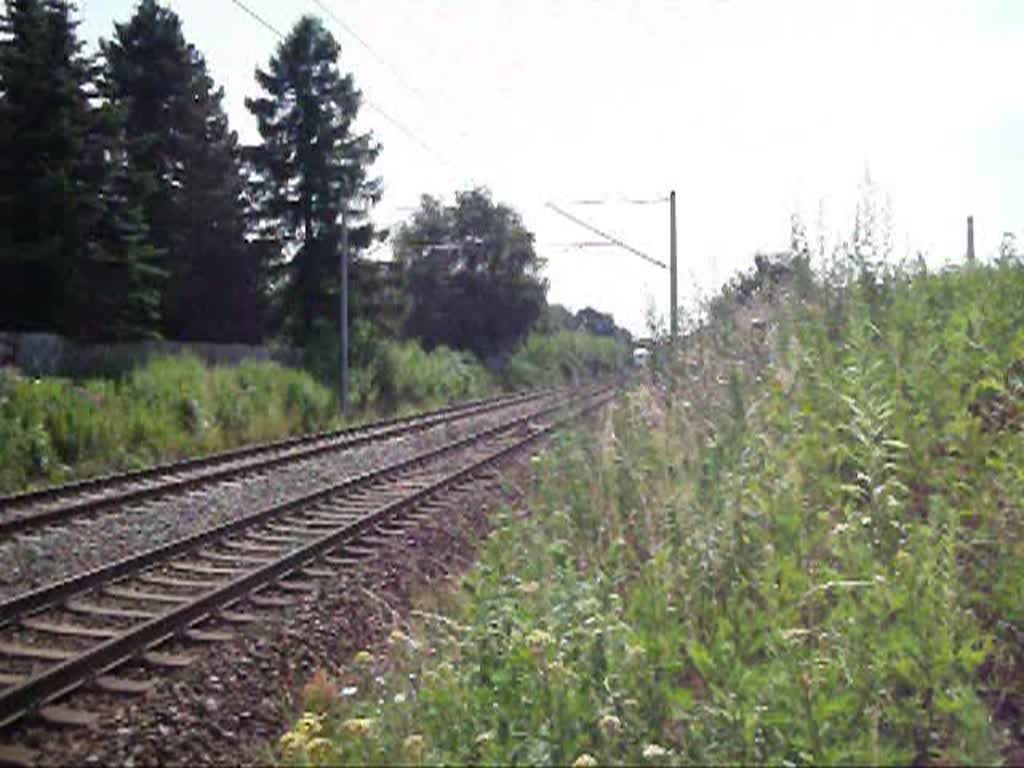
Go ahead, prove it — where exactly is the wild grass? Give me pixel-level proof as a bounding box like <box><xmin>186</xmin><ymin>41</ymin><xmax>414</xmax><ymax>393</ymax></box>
<box><xmin>0</xmin><ymin>355</ymin><xmax>337</xmax><ymax>493</ymax></box>
<box><xmin>0</xmin><ymin>330</ymin><xmax>625</xmax><ymax>495</ymax></box>
<box><xmin>503</xmin><ymin>331</ymin><xmax>630</xmax><ymax>389</ymax></box>
<box><xmin>275</xmin><ymin>256</ymin><xmax>1023</xmax><ymax>766</ymax></box>
<box><xmin>361</xmin><ymin>340</ymin><xmax>495</xmax><ymax>414</ymax></box>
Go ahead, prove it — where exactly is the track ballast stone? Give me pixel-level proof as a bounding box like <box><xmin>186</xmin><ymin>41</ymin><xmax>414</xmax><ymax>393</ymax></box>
<box><xmin>0</xmin><ymin>398</ymin><xmax>550</xmax><ymax>601</ymax></box>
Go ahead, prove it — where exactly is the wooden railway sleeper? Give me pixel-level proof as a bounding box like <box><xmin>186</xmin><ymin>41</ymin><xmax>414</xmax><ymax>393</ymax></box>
<box><xmin>247</xmin><ymin>592</ymin><xmax>296</xmax><ymax>609</ymax></box>
<box><xmin>243</xmin><ymin>531</ymin><xmax>313</xmax><ymax>546</ymax></box>
<box><xmin>168</xmin><ymin>561</ymin><xmax>245</xmax><ymax>578</ymax></box>
<box><xmin>64</xmin><ymin>601</ymin><xmax>158</xmax><ymax>621</ymax></box>
<box><xmin>197</xmin><ymin>550</ymin><xmax>275</xmax><ymax>566</ymax></box>
<box><xmin>103</xmin><ymin>586</ymin><xmax>192</xmax><ymax>605</ymax></box>
<box><xmin>220</xmin><ymin>540</ymin><xmax>282</xmax><ymax>555</ymax></box>
<box><xmin>138</xmin><ymin>574</ymin><xmax>222</xmax><ymax>591</ymax></box>
<box><xmin>18</xmin><ymin>620</ymin><xmax>119</xmax><ymax>641</ymax></box>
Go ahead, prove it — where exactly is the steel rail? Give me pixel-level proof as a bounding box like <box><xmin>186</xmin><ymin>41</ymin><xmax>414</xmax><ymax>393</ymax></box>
<box><xmin>0</xmin><ymin>385</ymin><xmax>616</xmax><ymax>731</ymax></box>
<box><xmin>0</xmin><ymin>384</ymin><xmax>603</xmax><ymax>627</ymax></box>
<box><xmin>0</xmin><ymin>387</ymin><xmax>560</xmax><ymax>538</ymax></box>
<box><xmin>0</xmin><ymin>387</ymin><xmax>553</xmax><ymax>510</ymax></box>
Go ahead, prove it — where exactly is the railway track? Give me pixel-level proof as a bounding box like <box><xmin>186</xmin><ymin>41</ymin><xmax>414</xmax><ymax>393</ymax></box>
<box><xmin>0</xmin><ymin>382</ymin><xmax>615</xmax><ymax>750</ymax></box>
<box><xmin>0</xmin><ymin>387</ymin><xmax>557</xmax><ymax>540</ymax></box>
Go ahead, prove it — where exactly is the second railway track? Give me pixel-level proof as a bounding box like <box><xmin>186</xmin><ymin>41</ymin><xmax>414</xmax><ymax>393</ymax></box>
<box><xmin>0</xmin><ymin>386</ymin><xmax>560</xmax><ymax>540</ymax></box>
<box><xmin>0</xmin><ymin>382</ymin><xmax>616</xmax><ymax>746</ymax></box>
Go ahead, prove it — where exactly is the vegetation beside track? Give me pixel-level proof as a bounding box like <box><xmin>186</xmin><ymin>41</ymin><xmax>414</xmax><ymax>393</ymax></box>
<box><xmin>0</xmin><ymin>333</ymin><xmax>629</xmax><ymax>495</ymax></box>
<box><xmin>0</xmin><ymin>355</ymin><xmax>336</xmax><ymax>494</ymax></box>
<box><xmin>276</xmin><ymin>256</ymin><xmax>1023</xmax><ymax>765</ymax></box>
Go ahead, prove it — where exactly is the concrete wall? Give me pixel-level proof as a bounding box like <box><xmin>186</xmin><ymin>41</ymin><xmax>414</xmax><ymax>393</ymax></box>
<box><xmin>0</xmin><ymin>332</ymin><xmax>301</xmax><ymax>378</ymax></box>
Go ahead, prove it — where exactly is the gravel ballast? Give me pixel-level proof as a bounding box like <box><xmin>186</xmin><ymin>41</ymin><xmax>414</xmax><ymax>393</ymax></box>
<box><xmin>0</xmin><ymin>395</ymin><xmax>561</xmax><ymax>602</ymax></box>
<box><xmin>7</xmin><ymin>448</ymin><xmax>546</xmax><ymax>767</ymax></box>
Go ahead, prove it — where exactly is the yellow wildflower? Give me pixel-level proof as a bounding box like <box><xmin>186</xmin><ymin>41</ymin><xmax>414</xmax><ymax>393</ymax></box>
<box><xmin>278</xmin><ymin>731</ymin><xmax>306</xmax><ymax>755</ymax></box>
<box><xmin>526</xmin><ymin>629</ymin><xmax>554</xmax><ymax>648</ymax></box>
<box><xmin>389</xmin><ymin>628</ymin><xmax>410</xmax><ymax>645</ymax></box>
<box><xmin>341</xmin><ymin>717</ymin><xmax>375</xmax><ymax>738</ymax></box>
<box><xmin>353</xmin><ymin>650</ymin><xmax>374</xmax><ymax>666</ymax></box>
<box><xmin>295</xmin><ymin>712</ymin><xmax>324</xmax><ymax>737</ymax></box>
<box><xmin>572</xmin><ymin>754</ymin><xmax>599</xmax><ymax>767</ymax></box>
<box><xmin>305</xmin><ymin>737</ymin><xmax>334</xmax><ymax>764</ymax></box>
<box><xmin>402</xmin><ymin>734</ymin><xmax>426</xmax><ymax>760</ymax></box>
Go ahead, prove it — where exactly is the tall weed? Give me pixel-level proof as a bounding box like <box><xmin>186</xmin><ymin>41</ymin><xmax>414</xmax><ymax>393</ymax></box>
<box><xmin>0</xmin><ymin>355</ymin><xmax>339</xmax><ymax>493</ymax></box>
<box><xmin>277</xmin><ymin>258</ymin><xmax>1022</xmax><ymax>765</ymax></box>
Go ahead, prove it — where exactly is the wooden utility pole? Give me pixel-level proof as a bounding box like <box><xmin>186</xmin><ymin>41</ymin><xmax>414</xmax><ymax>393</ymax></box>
<box><xmin>670</xmin><ymin>190</ymin><xmax>678</xmax><ymax>343</ymax></box>
<box><xmin>339</xmin><ymin>209</ymin><xmax>350</xmax><ymax>418</ymax></box>
<box><xmin>967</xmin><ymin>215</ymin><xmax>975</xmax><ymax>262</ymax></box>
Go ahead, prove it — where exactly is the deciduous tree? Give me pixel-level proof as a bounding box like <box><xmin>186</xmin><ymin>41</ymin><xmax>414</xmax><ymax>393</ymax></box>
<box><xmin>394</xmin><ymin>189</ymin><xmax>548</xmax><ymax>363</ymax></box>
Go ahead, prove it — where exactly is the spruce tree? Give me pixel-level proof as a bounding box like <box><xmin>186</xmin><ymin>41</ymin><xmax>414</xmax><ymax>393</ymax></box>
<box><xmin>70</xmin><ymin>101</ymin><xmax>165</xmax><ymax>340</ymax></box>
<box><xmin>244</xmin><ymin>15</ymin><xmax>381</xmax><ymax>347</ymax></box>
<box><xmin>0</xmin><ymin>0</ymin><xmax>91</xmax><ymax>331</ymax></box>
<box><xmin>0</xmin><ymin>0</ymin><xmax>163</xmax><ymax>339</ymax></box>
<box><xmin>101</xmin><ymin>0</ymin><xmax>259</xmax><ymax>342</ymax></box>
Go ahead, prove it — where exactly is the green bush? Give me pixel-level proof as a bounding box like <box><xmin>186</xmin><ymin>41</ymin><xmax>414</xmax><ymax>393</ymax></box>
<box><xmin>365</xmin><ymin>340</ymin><xmax>493</xmax><ymax>413</ymax></box>
<box><xmin>0</xmin><ymin>355</ymin><xmax>340</xmax><ymax>494</ymax></box>
<box><xmin>503</xmin><ymin>331</ymin><xmax>628</xmax><ymax>389</ymax></box>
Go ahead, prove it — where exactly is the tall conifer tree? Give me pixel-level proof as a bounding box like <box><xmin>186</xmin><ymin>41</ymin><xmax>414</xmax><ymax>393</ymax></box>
<box><xmin>0</xmin><ymin>0</ymin><xmax>163</xmax><ymax>339</ymax></box>
<box><xmin>244</xmin><ymin>15</ymin><xmax>381</xmax><ymax>347</ymax></box>
<box><xmin>101</xmin><ymin>0</ymin><xmax>259</xmax><ymax>341</ymax></box>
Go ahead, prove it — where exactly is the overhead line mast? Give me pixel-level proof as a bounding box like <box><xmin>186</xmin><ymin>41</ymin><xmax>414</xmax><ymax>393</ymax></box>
<box><xmin>545</xmin><ymin>196</ymin><xmax>678</xmax><ymax>346</ymax></box>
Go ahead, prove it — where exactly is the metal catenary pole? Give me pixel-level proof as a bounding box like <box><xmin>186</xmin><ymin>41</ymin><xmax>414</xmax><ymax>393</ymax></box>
<box><xmin>967</xmin><ymin>215</ymin><xmax>975</xmax><ymax>262</ymax></box>
<box><xmin>340</xmin><ymin>208</ymin><xmax>350</xmax><ymax>418</ymax></box>
<box><xmin>670</xmin><ymin>190</ymin><xmax>678</xmax><ymax>343</ymax></box>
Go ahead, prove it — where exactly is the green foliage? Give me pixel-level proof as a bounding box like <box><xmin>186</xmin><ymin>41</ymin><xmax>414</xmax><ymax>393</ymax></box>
<box><xmin>0</xmin><ymin>355</ymin><xmax>337</xmax><ymax>493</ymax></box>
<box><xmin>278</xmin><ymin>258</ymin><xmax>1023</xmax><ymax>766</ymax></box>
<box><xmin>503</xmin><ymin>331</ymin><xmax>629</xmax><ymax>389</ymax></box>
<box><xmin>363</xmin><ymin>339</ymin><xmax>493</xmax><ymax>413</ymax></box>
<box><xmin>101</xmin><ymin>0</ymin><xmax>258</xmax><ymax>342</ymax></box>
<box><xmin>394</xmin><ymin>189</ymin><xmax>548</xmax><ymax>362</ymax></box>
<box><xmin>0</xmin><ymin>0</ymin><xmax>163</xmax><ymax>341</ymax></box>
<box><xmin>244</xmin><ymin>15</ymin><xmax>381</xmax><ymax>347</ymax></box>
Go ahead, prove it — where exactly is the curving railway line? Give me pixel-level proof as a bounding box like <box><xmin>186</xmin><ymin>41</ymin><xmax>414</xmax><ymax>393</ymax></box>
<box><xmin>0</xmin><ymin>387</ymin><xmax>557</xmax><ymax>540</ymax></box>
<box><xmin>0</xmin><ymin>381</ymin><xmax>617</xmax><ymax>762</ymax></box>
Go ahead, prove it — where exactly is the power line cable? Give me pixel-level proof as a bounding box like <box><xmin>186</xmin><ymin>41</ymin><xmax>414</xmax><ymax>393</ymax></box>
<box><xmin>561</xmin><ymin>196</ymin><xmax>669</xmax><ymax>206</ymax></box>
<box><xmin>226</xmin><ymin>0</ymin><xmax>459</xmax><ymax>176</ymax></box>
<box><xmin>310</xmin><ymin>0</ymin><xmax>431</xmax><ymax>106</ymax></box>
<box><xmin>311</xmin><ymin>0</ymin><xmax>477</xmax><ymax>157</ymax></box>
<box><xmin>228</xmin><ymin>0</ymin><xmax>284</xmax><ymax>37</ymax></box>
<box><xmin>545</xmin><ymin>202</ymin><xmax>667</xmax><ymax>270</ymax></box>
<box><xmin>309</xmin><ymin>0</ymin><xmax>470</xmax><ymax>175</ymax></box>
<box><xmin>229</xmin><ymin>1</ymin><xmax>660</xmax><ymax>253</ymax></box>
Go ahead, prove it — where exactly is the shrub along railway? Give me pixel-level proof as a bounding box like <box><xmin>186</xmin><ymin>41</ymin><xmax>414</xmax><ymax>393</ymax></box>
<box><xmin>0</xmin><ymin>388</ymin><xmax>557</xmax><ymax>539</ymax></box>
<box><xmin>0</xmin><ymin>382</ymin><xmax>616</xmax><ymax>752</ymax></box>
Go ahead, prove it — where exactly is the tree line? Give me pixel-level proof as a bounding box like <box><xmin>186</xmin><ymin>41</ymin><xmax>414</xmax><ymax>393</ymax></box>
<box><xmin>0</xmin><ymin>1</ymin><xmax>629</xmax><ymax>364</ymax></box>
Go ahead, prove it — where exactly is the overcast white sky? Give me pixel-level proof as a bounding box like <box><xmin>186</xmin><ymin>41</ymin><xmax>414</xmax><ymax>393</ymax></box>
<box><xmin>78</xmin><ymin>0</ymin><xmax>1024</xmax><ymax>335</ymax></box>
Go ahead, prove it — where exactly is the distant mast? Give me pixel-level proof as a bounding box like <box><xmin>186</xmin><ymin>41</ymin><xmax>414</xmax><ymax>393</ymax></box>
<box><xmin>967</xmin><ymin>216</ymin><xmax>975</xmax><ymax>262</ymax></box>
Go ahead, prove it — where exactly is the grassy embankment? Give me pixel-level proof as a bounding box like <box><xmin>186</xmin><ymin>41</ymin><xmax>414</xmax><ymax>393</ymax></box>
<box><xmin>276</xmin><ymin>256</ymin><xmax>1023</xmax><ymax>765</ymax></box>
<box><xmin>0</xmin><ymin>332</ymin><xmax>627</xmax><ymax>495</ymax></box>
